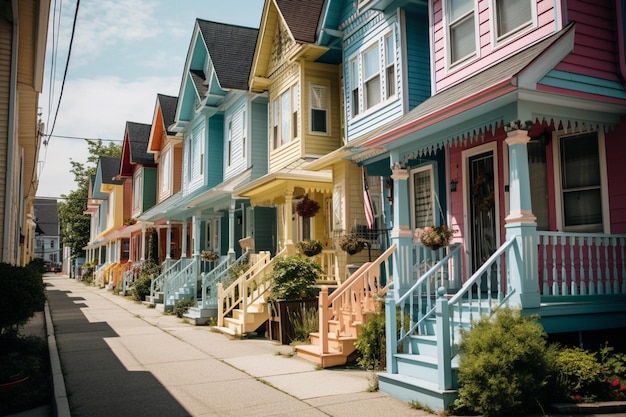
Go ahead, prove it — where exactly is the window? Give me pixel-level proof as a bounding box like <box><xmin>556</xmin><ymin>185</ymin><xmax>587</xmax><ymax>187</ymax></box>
<box><xmin>50</xmin><ymin>240</ymin><xmax>55</xmax><ymax>249</ymax></box>
<box><xmin>271</xmin><ymin>83</ymin><xmax>299</xmax><ymax>149</ymax></box>
<box><xmin>385</xmin><ymin>34</ymin><xmax>395</xmax><ymax>98</ymax></box>
<box><xmin>447</xmin><ymin>0</ymin><xmax>476</xmax><ymax>66</ymax></box>
<box><xmin>310</xmin><ymin>84</ymin><xmax>328</xmax><ymax>134</ymax></box>
<box><xmin>190</xmin><ymin>125</ymin><xmax>204</xmax><ymax>178</ymax></box>
<box><xmin>349</xmin><ymin>31</ymin><xmax>396</xmax><ymax>117</ymax></box>
<box><xmin>410</xmin><ymin>165</ymin><xmax>435</xmax><ymax>229</ymax></box>
<box><xmin>350</xmin><ymin>58</ymin><xmax>360</xmax><ymax>117</ymax></box>
<box><xmin>227</xmin><ymin>119</ymin><xmax>233</xmax><ymax>166</ymax></box>
<box><xmin>494</xmin><ymin>0</ymin><xmax>532</xmax><ymax>40</ymax></box>
<box><xmin>557</xmin><ymin>132</ymin><xmax>606</xmax><ymax>232</ymax></box>
<box><xmin>133</xmin><ymin>171</ymin><xmax>141</xmax><ymax>210</ymax></box>
<box><xmin>242</xmin><ymin>110</ymin><xmax>247</xmax><ymax>158</ymax></box>
<box><xmin>160</xmin><ymin>148</ymin><xmax>171</xmax><ymax>193</ymax></box>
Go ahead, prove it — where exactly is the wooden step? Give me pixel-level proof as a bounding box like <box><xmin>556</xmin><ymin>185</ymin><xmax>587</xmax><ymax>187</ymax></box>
<box><xmin>378</xmin><ymin>372</ymin><xmax>458</xmax><ymax>411</ymax></box>
<box><xmin>294</xmin><ymin>344</ymin><xmax>354</xmax><ymax>368</ymax></box>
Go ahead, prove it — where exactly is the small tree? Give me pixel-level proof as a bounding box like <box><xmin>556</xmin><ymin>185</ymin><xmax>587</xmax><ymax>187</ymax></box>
<box><xmin>267</xmin><ymin>255</ymin><xmax>321</xmax><ymax>301</ymax></box>
<box><xmin>0</xmin><ymin>262</ymin><xmax>46</xmax><ymax>336</ymax></box>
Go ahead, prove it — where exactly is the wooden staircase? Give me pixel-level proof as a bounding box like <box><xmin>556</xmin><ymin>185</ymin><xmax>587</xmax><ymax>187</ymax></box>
<box><xmin>295</xmin><ymin>245</ymin><xmax>396</xmax><ymax>368</ymax></box>
<box><xmin>216</xmin><ymin>250</ymin><xmax>280</xmax><ymax>336</ymax></box>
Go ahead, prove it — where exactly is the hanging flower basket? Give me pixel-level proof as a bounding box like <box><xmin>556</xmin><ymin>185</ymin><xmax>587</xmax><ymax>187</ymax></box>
<box><xmin>295</xmin><ymin>197</ymin><xmax>320</xmax><ymax>218</ymax></box>
<box><xmin>338</xmin><ymin>235</ymin><xmax>367</xmax><ymax>255</ymax></box>
<box><xmin>416</xmin><ymin>225</ymin><xmax>453</xmax><ymax>250</ymax></box>
<box><xmin>296</xmin><ymin>239</ymin><xmax>323</xmax><ymax>257</ymax></box>
<box><xmin>201</xmin><ymin>250</ymin><xmax>219</xmax><ymax>261</ymax></box>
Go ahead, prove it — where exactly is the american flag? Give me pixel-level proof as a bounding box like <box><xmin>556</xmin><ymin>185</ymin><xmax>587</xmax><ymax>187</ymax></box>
<box><xmin>363</xmin><ymin>172</ymin><xmax>374</xmax><ymax>229</ymax></box>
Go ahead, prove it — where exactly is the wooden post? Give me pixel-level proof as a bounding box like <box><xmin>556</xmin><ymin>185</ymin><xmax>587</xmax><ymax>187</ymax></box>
<box><xmin>319</xmin><ymin>286</ymin><xmax>329</xmax><ymax>354</ymax></box>
<box><xmin>436</xmin><ymin>287</ymin><xmax>452</xmax><ymax>389</ymax></box>
<box><xmin>385</xmin><ymin>289</ymin><xmax>397</xmax><ymax>373</ymax></box>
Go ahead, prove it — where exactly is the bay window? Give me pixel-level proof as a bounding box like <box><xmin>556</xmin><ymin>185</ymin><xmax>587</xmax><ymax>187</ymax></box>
<box><xmin>272</xmin><ymin>83</ymin><xmax>299</xmax><ymax>149</ymax></box>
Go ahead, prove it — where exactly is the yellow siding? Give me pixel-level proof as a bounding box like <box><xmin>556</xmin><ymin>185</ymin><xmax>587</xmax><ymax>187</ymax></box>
<box><xmin>302</xmin><ymin>61</ymin><xmax>342</xmax><ymax>157</ymax></box>
<box><xmin>0</xmin><ymin>14</ymin><xmax>11</xmax><ymax>257</ymax></box>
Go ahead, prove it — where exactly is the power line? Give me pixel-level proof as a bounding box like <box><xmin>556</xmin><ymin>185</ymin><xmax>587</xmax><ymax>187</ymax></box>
<box><xmin>43</xmin><ymin>134</ymin><xmax>122</xmax><ymax>142</ymax></box>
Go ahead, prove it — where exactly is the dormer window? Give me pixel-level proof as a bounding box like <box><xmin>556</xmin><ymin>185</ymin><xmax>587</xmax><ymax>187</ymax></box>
<box><xmin>447</xmin><ymin>0</ymin><xmax>477</xmax><ymax>66</ymax></box>
<box><xmin>494</xmin><ymin>0</ymin><xmax>532</xmax><ymax>41</ymax></box>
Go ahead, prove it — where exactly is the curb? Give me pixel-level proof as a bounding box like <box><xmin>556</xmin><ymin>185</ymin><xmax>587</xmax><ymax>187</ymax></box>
<box><xmin>551</xmin><ymin>401</ymin><xmax>626</xmax><ymax>415</ymax></box>
<box><xmin>45</xmin><ymin>301</ymin><xmax>71</xmax><ymax>417</ymax></box>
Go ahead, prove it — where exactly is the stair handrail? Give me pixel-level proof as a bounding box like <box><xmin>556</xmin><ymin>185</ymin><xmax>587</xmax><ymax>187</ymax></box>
<box><xmin>318</xmin><ymin>244</ymin><xmax>396</xmax><ymax>355</ymax></box>
<box><xmin>395</xmin><ymin>243</ymin><xmax>462</xmax><ymax>346</ymax></box>
<box><xmin>218</xmin><ymin>249</ymin><xmax>284</xmax><ymax>328</ymax></box>
<box><xmin>150</xmin><ymin>257</ymin><xmax>187</xmax><ymax>303</ymax></box>
<box><xmin>199</xmin><ymin>252</ymin><xmax>245</xmax><ymax>309</ymax></box>
<box><xmin>164</xmin><ymin>256</ymin><xmax>199</xmax><ymax>307</ymax></box>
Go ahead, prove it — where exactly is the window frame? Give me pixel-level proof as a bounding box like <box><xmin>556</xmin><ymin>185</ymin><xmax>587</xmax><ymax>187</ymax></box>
<box><xmin>444</xmin><ymin>0</ymin><xmax>478</xmax><ymax>68</ymax></box>
<box><xmin>227</xmin><ymin>118</ymin><xmax>233</xmax><ymax>167</ymax></box>
<box><xmin>409</xmin><ymin>163</ymin><xmax>437</xmax><ymax>230</ymax></box>
<box><xmin>553</xmin><ymin>130</ymin><xmax>610</xmax><ymax>233</ymax></box>
<box><xmin>490</xmin><ymin>0</ymin><xmax>535</xmax><ymax>46</ymax></box>
<box><xmin>309</xmin><ymin>82</ymin><xmax>330</xmax><ymax>135</ymax></box>
<box><xmin>271</xmin><ymin>82</ymin><xmax>300</xmax><ymax>150</ymax></box>
<box><xmin>160</xmin><ymin>147</ymin><xmax>171</xmax><ymax>194</ymax></box>
<box><xmin>133</xmin><ymin>169</ymin><xmax>142</xmax><ymax>211</ymax></box>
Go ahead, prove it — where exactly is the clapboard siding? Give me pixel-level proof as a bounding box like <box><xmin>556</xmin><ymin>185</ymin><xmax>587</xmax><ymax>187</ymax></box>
<box><xmin>207</xmin><ymin>114</ymin><xmax>224</xmax><ymax>189</ymax></box>
<box><xmin>250</xmin><ymin>100</ymin><xmax>268</xmax><ymax>180</ymax></box>
<box><xmin>0</xmin><ymin>14</ymin><xmax>11</xmax><ymax>255</ymax></box>
<box><xmin>268</xmin><ymin>61</ymin><xmax>300</xmax><ymax>172</ymax></box>
<box><xmin>606</xmin><ymin>123</ymin><xmax>626</xmax><ymax>233</ymax></box>
<box><xmin>224</xmin><ymin>98</ymin><xmax>247</xmax><ymax>181</ymax></box>
<box><xmin>405</xmin><ymin>8</ymin><xmax>431</xmax><ymax>110</ymax></box>
<box><xmin>432</xmin><ymin>0</ymin><xmax>556</xmax><ymax>91</ymax></box>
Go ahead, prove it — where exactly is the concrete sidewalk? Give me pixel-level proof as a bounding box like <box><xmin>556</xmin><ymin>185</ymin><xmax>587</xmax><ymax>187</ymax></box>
<box><xmin>43</xmin><ymin>274</ymin><xmax>429</xmax><ymax>417</ymax></box>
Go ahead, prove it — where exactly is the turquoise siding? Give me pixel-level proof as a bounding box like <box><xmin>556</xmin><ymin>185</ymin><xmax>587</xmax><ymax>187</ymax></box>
<box><xmin>540</xmin><ymin>69</ymin><xmax>626</xmax><ymax>99</ymax></box>
<box><xmin>224</xmin><ymin>96</ymin><xmax>248</xmax><ymax>180</ymax></box>
<box><xmin>250</xmin><ymin>100</ymin><xmax>268</xmax><ymax>180</ymax></box>
<box><xmin>405</xmin><ymin>8</ymin><xmax>431</xmax><ymax>110</ymax></box>
<box><xmin>142</xmin><ymin>168</ymin><xmax>157</xmax><ymax>212</ymax></box>
<box><xmin>207</xmin><ymin>114</ymin><xmax>224</xmax><ymax>189</ymax></box>
<box><xmin>220</xmin><ymin>216</ymin><xmax>229</xmax><ymax>256</ymax></box>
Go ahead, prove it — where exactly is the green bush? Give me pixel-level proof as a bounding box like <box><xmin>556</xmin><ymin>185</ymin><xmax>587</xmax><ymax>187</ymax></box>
<box><xmin>132</xmin><ymin>276</ymin><xmax>152</xmax><ymax>302</ymax></box>
<box><xmin>288</xmin><ymin>305</ymin><xmax>319</xmax><ymax>343</ymax></box>
<box><xmin>355</xmin><ymin>310</ymin><xmax>386</xmax><ymax>371</ymax></box>
<box><xmin>552</xmin><ymin>346</ymin><xmax>604</xmax><ymax>402</ymax></box>
<box><xmin>0</xmin><ymin>263</ymin><xmax>46</xmax><ymax>336</ymax></box>
<box><xmin>173</xmin><ymin>299</ymin><xmax>196</xmax><ymax>318</ymax></box>
<box><xmin>454</xmin><ymin>308</ymin><xmax>552</xmax><ymax>417</ymax></box>
<box><xmin>267</xmin><ymin>255</ymin><xmax>321</xmax><ymax>301</ymax></box>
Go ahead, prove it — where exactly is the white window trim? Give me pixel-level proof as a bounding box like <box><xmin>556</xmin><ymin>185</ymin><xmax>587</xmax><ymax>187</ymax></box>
<box><xmin>443</xmin><ymin>0</ymin><xmax>479</xmax><ymax>71</ymax></box>
<box><xmin>348</xmin><ymin>29</ymin><xmax>397</xmax><ymax>120</ymax></box>
<box><xmin>160</xmin><ymin>146</ymin><xmax>172</xmax><ymax>194</ymax></box>
<box><xmin>488</xmin><ymin>0</ymin><xmax>536</xmax><ymax>48</ymax></box>
<box><xmin>242</xmin><ymin>109</ymin><xmax>247</xmax><ymax>159</ymax></box>
<box><xmin>271</xmin><ymin>83</ymin><xmax>299</xmax><ymax>150</ymax></box>
<box><xmin>133</xmin><ymin>168</ymin><xmax>142</xmax><ymax>211</ymax></box>
<box><xmin>309</xmin><ymin>82</ymin><xmax>330</xmax><ymax>136</ymax></box>
<box><xmin>552</xmin><ymin>130</ymin><xmax>610</xmax><ymax>233</ymax></box>
<box><xmin>409</xmin><ymin>163</ymin><xmax>437</xmax><ymax>230</ymax></box>
<box><xmin>227</xmin><ymin>118</ymin><xmax>233</xmax><ymax>167</ymax></box>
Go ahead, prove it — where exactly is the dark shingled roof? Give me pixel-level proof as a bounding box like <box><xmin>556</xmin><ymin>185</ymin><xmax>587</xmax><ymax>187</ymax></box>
<box><xmin>157</xmin><ymin>94</ymin><xmax>178</xmax><ymax>135</ymax></box>
<box><xmin>100</xmin><ymin>156</ymin><xmax>123</xmax><ymax>185</ymax></box>
<box><xmin>275</xmin><ymin>0</ymin><xmax>325</xmax><ymax>43</ymax></box>
<box><xmin>126</xmin><ymin>122</ymin><xmax>154</xmax><ymax>164</ymax></box>
<box><xmin>196</xmin><ymin>20</ymin><xmax>258</xmax><ymax>90</ymax></box>
<box><xmin>189</xmin><ymin>69</ymin><xmax>208</xmax><ymax>98</ymax></box>
<box><xmin>34</xmin><ymin>198</ymin><xmax>59</xmax><ymax>236</ymax></box>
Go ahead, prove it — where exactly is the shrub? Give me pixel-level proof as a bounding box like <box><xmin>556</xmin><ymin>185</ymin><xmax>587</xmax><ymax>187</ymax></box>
<box><xmin>355</xmin><ymin>310</ymin><xmax>386</xmax><ymax>371</ymax></box>
<box><xmin>0</xmin><ymin>263</ymin><xmax>46</xmax><ymax>336</ymax></box>
<box><xmin>131</xmin><ymin>276</ymin><xmax>152</xmax><ymax>302</ymax></box>
<box><xmin>454</xmin><ymin>308</ymin><xmax>552</xmax><ymax>417</ymax></box>
<box><xmin>173</xmin><ymin>299</ymin><xmax>196</xmax><ymax>318</ymax></box>
<box><xmin>267</xmin><ymin>255</ymin><xmax>321</xmax><ymax>301</ymax></box>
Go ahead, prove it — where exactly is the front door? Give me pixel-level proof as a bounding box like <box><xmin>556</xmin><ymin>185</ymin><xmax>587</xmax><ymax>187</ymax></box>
<box><xmin>468</xmin><ymin>151</ymin><xmax>498</xmax><ymax>273</ymax></box>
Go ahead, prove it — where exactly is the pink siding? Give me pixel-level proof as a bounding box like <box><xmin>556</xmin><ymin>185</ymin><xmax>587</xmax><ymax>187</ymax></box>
<box><xmin>554</xmin><ymin>0</ymin><xmax>621</xmax><ymax>81</ymax></box>
<box><xmin>606</xmin><ymin>121</ymin><xmax>626</xmax><ymax>233</ymax></box>
<box><xmin>433</xmin><ymin>0</ymin><xmax>557</xmax><ymax>91</ymax></box>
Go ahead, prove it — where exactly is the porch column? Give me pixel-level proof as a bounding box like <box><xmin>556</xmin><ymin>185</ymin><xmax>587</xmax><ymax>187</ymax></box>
<box><xmin>228</xmin><ymin>201</ymin><xmax>236</xmax><ymax>255</ymax></box>
<box><xmin>165</xmin><ymin>221</ymin><xmax>172</xmax><ymax>260</ymax></box>
<box><xmin>140</xmin><ymin>226</ymin><xmax>146</xmax><ymax>261</ymax></box>
<box><xmin>192</xmin><ymin>214</ymin><xmax>199</xmax><ymax>257</ymax></box>
<box><xmin>505</xmin><ymin>129</ymin><xmax>540</xmax><ymax>309</ymax></box>
<box><xmin>181</xmin><ymin>220</ymin><xmax>187</xmax><ymax>258</ymax></box>
<box><xmin>390</xmin><ymin>159</ymin><xmax>413</xmax><ymax>296</ymax></box>
<box><xmin>285</xmin><ymin>189</ymin><xmax>294</xmax><ymax>249</ymax></box>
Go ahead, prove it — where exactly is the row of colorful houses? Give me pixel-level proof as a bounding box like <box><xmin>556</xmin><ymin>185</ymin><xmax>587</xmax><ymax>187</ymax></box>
<box><xmin>82</xmin><ymin>0</ymin><xmax>626</xmax><ymax>410</ymax></box>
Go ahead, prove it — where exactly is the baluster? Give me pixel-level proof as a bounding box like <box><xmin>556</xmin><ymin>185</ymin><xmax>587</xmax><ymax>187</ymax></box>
<box><xmin>541</xmin><ymin>235</ymin><xmax>549</xmax><ymax>295</ymax></box>
<box><xmin>579</xmin><ymin>237</ymin><xmax>586</xmax><ymax>295</ymax></box>
<box><xmin>569</xmin><ymin>235</ymin><xmax>577</xmax><ymax>295</ymax></box>
<box><xmin>588</xmin><ymin>237</ymin><xmax>595</xmax><ymax>295</ymax></box>
<box><xmin>551</xmin><ymin>236</ymin><xmax>558</xmax><ymax>295</ymax></box>
<box><xmin>560</xmin><ymin>235</ymin><xmax>567</xmax><ymax>295</ymax></box>
<box><xmin>611</xmin><ymin>237</ymin><xmax>619</xmax><ymax>294</ymax></box>
<box><xmin>596</xmin><ymin>238</ymin><xmax>603</xmax><ymax>294</ymax></box>
<box><xmin>603</xmin><ymin>237</ymin><xmax>611</xmax><ymax>294</ymax></box>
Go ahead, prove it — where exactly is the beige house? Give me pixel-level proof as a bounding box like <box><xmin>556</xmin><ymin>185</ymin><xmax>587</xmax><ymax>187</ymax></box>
<box><xmin>0</xmin><ymin>0</ymin><xmax>50</xmax><ymax>265</ymax></box>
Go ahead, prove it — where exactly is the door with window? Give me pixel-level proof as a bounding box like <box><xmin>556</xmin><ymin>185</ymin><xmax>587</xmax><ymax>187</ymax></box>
<box><xmin>467</xmin><ymin>151</ymin><xmax>497</xmax><ymax>273</ymax></box>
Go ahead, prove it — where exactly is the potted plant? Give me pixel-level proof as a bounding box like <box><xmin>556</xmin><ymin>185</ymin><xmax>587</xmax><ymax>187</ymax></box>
<box><xmin>338</xmin><ymin>234</ymin><xmax>367</xmax><ymax>255</ymax></box>
<box><xmin>295</xmin><ymin>196</ymin><xmax>320</xmax><ymax>218</ymax></box>
<box><xmin>295</xmin><ymin>239</ymin><xmax>323</xmax><ymax>257</ymax></box>
<box><xmin>416</xmin><ymin>225</ymin><xmax>453</xmax><ymax>250</ymax></box>
<box><xmin>266</xmin><ymin>255</ymin><xmax>321</xmax><ymax>344</ymax></box>
<box><xmin>200</xmin><ymin>250</ymin><xmax>219</xmax><ymax>262</ymax></box>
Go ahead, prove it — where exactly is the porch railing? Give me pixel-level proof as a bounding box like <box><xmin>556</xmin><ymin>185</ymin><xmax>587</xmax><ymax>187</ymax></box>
<box><xmin>318</xmin><ymin>249</ymin><xmax>339</xmax><ymax>283</ymax></box>
<box><xmin>150</xmin><ymin>257</ymin><xmax>188</xmax><ymax>303</ymax></box>
<box><xmin>199</xmin><ymin>252</ymin><xmax>244</xmax><ymax>309</ymax></box>
<box><xmin>217</xmin><ymin>249</ymin><xmax>280</xmax><ymax>327</ymax></box>
<box><xmin>318</xmin><ymin>244</ymin><xmax>396</xmax><ymax>355</ymax></box>
<box><xmin>538</xmin><ymin>232</ymin><xmax>626</xmax><ymax>296</ymax></box>
<box><xmin>163</xmin><ymin>257</ymin><xmax>198</xmax><ymax>308</ymax></box>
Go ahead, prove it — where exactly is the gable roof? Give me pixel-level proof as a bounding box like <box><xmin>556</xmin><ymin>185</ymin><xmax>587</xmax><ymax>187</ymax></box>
<box><xmin>196</xmin><ymin>19</ymin><xmax>259</xmax><ymax>90</ymax></box>
<box><xmin>275</xmin><ymin>0</ymin><xmax>325</xmax><ymax>43</ymax></box>
<box><xmin>126</xmin><ymin>122</ymin><xmax>154</xmax><ymax>165</ymax></box>
<box><xmin>34</xmin><ymin>198</ymin><xmax>59</xmax><ymax>236</ymax></box>
<box><xmin>157</xmin><ymin>94</ymin><xmax>178</xmax><ymax>135</ymax></box>
<box><xmin>100</xmin><ymin>156</ymin><xmax>124</xmax><ymax>185</ymax></box>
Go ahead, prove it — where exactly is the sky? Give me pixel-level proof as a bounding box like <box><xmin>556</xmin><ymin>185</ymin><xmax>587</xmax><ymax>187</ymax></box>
<box><xmin>37</xmin><ymin>0</ymin><xmax>265</xmax><ymax>199</ymax></box>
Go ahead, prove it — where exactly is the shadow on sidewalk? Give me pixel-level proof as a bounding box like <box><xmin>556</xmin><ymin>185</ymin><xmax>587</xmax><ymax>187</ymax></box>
<box><xmin>47</xmin><ymin>289</ymin><xmax>191</xmax><ymax>417</ymax></box>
